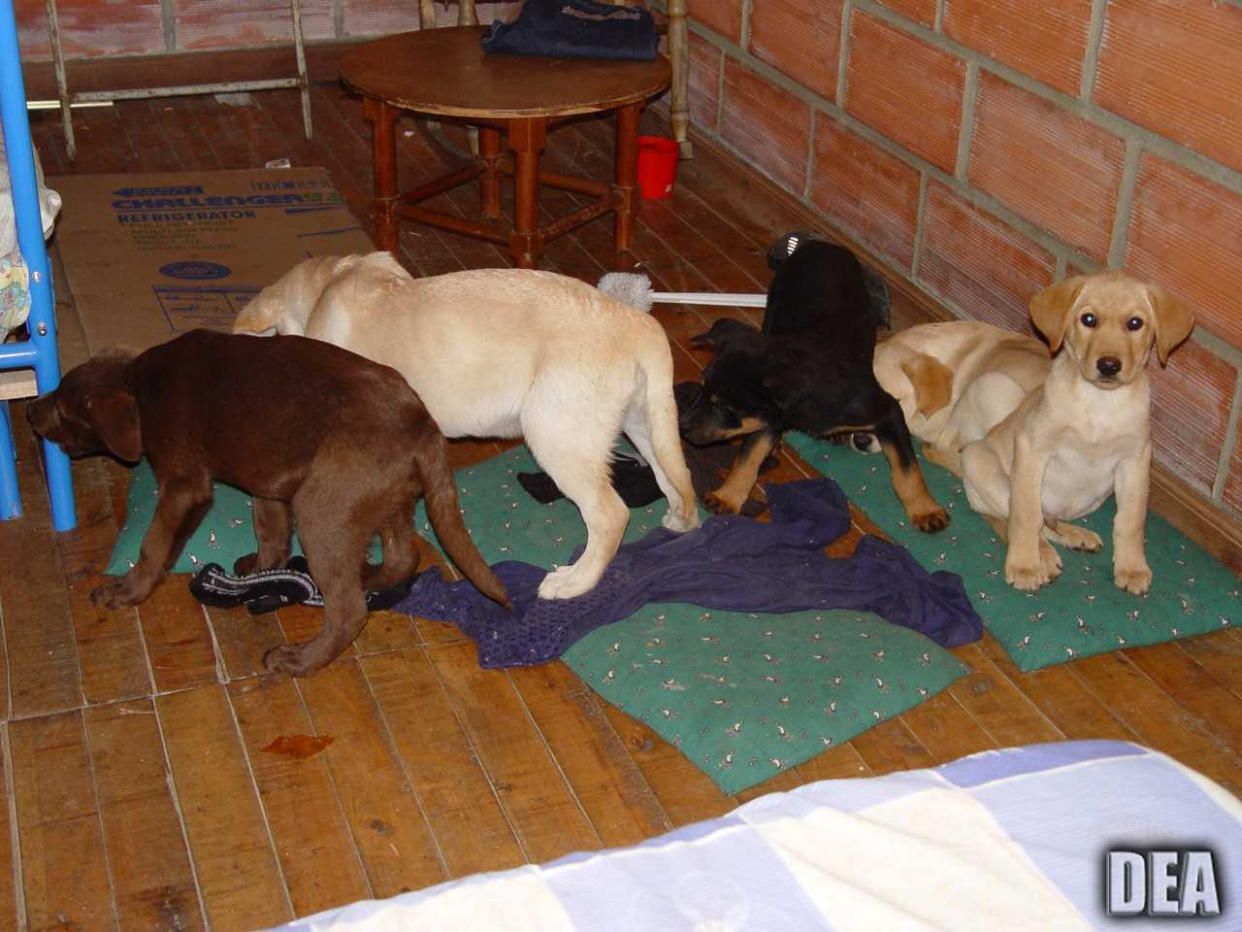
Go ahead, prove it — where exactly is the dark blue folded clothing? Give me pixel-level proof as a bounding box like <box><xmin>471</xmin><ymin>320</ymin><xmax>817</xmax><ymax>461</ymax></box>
<box><xmin>394</xmin><ymin>478</ymin><xmax>983</xmax><ymax>668</ymax></box>
<box><xmin>481</xmin><ymin>0</ymin><xmax>659</xmax><ymax>61</ymax></box>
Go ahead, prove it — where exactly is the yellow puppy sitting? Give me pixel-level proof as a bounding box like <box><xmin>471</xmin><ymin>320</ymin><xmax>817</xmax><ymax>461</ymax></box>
<box><xmin>960</xmin><ymin>271</ymin><xmax>1194</xmax><ymax>595</ymax></box>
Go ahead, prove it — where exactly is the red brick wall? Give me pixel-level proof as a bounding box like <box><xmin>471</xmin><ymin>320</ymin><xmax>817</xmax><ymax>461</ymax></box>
<box><xmin>676</xmin><ymin>0</ymin><xmax>1242</xmax><ymax>518</ymax></box>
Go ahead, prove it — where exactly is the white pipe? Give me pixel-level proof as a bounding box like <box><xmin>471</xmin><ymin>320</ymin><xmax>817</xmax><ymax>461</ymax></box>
<box><xmin>648</xmin><ymin>291</ymin><xmax>766</xmax><ymax>307</ymax></box>
<box><xmin>26</xmin><ymin>99</ymin><xmax>113</xmax><ymax>110</ymax></box>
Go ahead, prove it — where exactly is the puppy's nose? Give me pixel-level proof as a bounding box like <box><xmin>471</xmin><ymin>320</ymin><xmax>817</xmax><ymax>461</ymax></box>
<box><xmin>1096</xmin><ymin>356</ymin><xmax>1122</xmax><ymax>378</ymax></box>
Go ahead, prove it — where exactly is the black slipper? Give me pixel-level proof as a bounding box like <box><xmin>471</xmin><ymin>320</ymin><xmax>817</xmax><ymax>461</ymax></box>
<box><xmin>189</xmin><ymin>555</ymin><xmax>415</xmax><ymax>615</ymax></box>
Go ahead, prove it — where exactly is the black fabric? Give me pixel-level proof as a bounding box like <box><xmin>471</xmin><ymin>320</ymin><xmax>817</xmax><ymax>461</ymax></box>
<box><xmin>518</xmin><ymin>448</ymin><xmax>665</xmax><ymax>507</ymax></box>
<box><xmin>481</xmin><ymin>0</ymin><xmax>659</xmax><ymax>61</ymax></box>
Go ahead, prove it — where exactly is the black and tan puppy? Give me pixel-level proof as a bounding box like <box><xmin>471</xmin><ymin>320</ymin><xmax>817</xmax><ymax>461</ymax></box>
<box><xmin>679</xmin><ymin>236</ymin><xmax>948</xmax><ymax>532</ymax></box>
<box><xmin>28</xmin><ymin>329</ymin><xmax>510</xmax><ymax>676</ymax></box>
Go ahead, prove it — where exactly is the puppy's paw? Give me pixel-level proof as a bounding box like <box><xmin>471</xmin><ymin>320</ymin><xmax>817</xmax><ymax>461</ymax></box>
<box><xmin>1005</xmin><ymin>544</ymin><xmax>1059</xmax><ymax>591</ymax></box>
<box><xmin>910</xmin><ymin>505</ymin><xmax>950</xmax><ymax>534</ymax></box>
<box><xmin>1039</xmin><ymin>538</ymin><xmax>1063</xmax><ymax>577</ymax></box>
<box><xmin>262</xmin><ymin>644</ymin><xmax>317</xmax><ymax>677</ymax></box>
<box><xmin>538</xmin><ymin>564</ymin><xmax>599</xmax><ymax>600</ymax></box>
<box><xmin>1054</xmin><ymin>524</ymin><xmax>1103</xmax><ymax>552</ymax></box>
<box><xmin>662</xmin><ymin>506</ymin><xmax>700</xmax><ymax>533</ymax></box>
<box><xmin>704</xmin><ymin>488</ymin><xmax>745</xmax><ymax>515</ymax></box>
<box><xmin>90</xmin><ymin>576</ymin><xmax>147</xmax><ymax>609</ymax></box>
<box><xmin>1115</xmin><ymin>562</ymin><xmax>1153</xmax><ymax>596</ymax></box>
<box><xmin>1005</xmin><ymin>561</ymin><xmax>1051</xmax><ymax>591</ymax></box>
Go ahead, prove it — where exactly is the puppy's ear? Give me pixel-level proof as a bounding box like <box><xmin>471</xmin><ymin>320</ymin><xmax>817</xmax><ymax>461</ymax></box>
<box><xmin>689</xmin><ymin>318</ymin><xmax>759</xmax><ymax>352</ymax></box>
<box><xmin>85</xmin><ymin>390</ymin><xmax>142</xmax><ymax>462</ymax></box>
<box><xmin>1147</xmin><ymin>283</ymin><xmax>1194</xmax><ymax>366</ymax></box>
<box><xmin>900</xmin><ymin>354</ymin><xmax>954</xmax><ymax>417</ymax></box>
<box><xmin>1029</xmin><ymin>276</ymin><xmax>1086</xmax><ymax>353</ymax></box>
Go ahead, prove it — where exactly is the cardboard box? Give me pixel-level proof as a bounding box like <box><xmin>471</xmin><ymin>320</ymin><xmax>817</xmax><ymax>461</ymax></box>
<box><xmin>49</xmin><ymin>168</ymin><xmax>374</xmax><ymax>353</ymax></box>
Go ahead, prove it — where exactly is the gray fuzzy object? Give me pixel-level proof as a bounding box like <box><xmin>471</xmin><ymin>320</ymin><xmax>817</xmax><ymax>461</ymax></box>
<box><xmin>596</xmin><ymin>271</ymin><xmax>655</xmax><ymax>312</ymax></box>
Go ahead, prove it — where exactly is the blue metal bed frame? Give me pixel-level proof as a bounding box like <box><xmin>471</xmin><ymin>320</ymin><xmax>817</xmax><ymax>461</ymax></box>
<box><xmin>0</xmin><ymin>0</ymin><xmax>76</xmax><ymax>530</ymax></box>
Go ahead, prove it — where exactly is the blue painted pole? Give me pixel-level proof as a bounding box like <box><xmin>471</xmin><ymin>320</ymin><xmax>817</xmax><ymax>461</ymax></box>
<box><xmin>0</xmin><ymin>403</ymin><xmax>19</xmax><ymax>519</ymax></box>
<box><xmin>0</xmin><ymin>0</ymin><xmax>76</xmax><ymax>530</ymax></box>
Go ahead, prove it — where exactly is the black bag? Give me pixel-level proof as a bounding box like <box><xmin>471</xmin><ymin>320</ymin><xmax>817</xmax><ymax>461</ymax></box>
<box><xmin>481</xmin><ymin>0</ymin><xmax>660</xmax><ymax>62</ymax></box>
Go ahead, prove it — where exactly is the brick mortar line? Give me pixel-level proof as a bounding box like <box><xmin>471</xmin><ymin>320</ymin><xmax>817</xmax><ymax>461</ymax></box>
<box><xmin>1079</xmin><ymin>0</ymin><xmax>1109</xmax><ymax>101</ymax></box>
<box><xmin>333</xmin><ymin>0</ymin><xmax>345</xmax><ymax>41</ymax></box>
<box><xmin>685</xmin><ymin>11</ymin><xmax>1242</xmax><ymax>313</ymax></box>
<box><xmin>685</xmin><ymin>117</ymin><xmax>929</xmax><ymax>291</ymax></box>
<box><xmin>160</xmin><ymin>0</ymin><xmax>176</xmax><ymax>54</ymax></box>
<box><xmin>1211</xmin><ymin>371</ymin><xmax>1242</xmax><ymax>501</ymax></box>
<box><xmin>836</xmin><ymin>0</ymin><xmax>854</xmax><ymax>109</ymax></box>
<box><xmin>955</xmin><ymin>61</ymin><xmax>979</xmax><ymax>180</ymax></box>
<box><xmin>803</xmin><ymin>108</ymin><xmax>817</xmax><ymax>201</ymax></box>
<box><xmin>849</xmin><ymin>0</ymin><xmax>1242</xmax><ymax>195</ymax></box>
<box><xmin>1190</xmin><ymin>328</ymin><xmax>1242</xmax><ymax>372</ymax></box>
<box><xmin>690</xmin><ymin>102</ymin><xmax>1084</xmax><ymax>293</ymax></box>
<box><xmin>681</xmin><ymin>19</ymin><xmax>1094</xmax><ymax>270</ymax></box>
<box><xmin>688</xmin><ymin>6</ymin><xmax>1242</xmax><ymax>199</ymax></box>
<box><xmin>1054</xmin><ymin>254</ymin><xmax>1068</xmax><ymax>282</ymax></box>
<box><xmin>740</xmin><ymin>0</ymin><xmax>752</xmax><ymax>49</ymax></box>
<box><xmin>1107</xmin><ymin>138</ymin><xmax>1143</xmax><ymax>267</ymax></box>
<box><xmin>910</xmin><ymin>172</ymin><xmax>929</xmax><ymax>279</ymax></box>
<box><xmin>934</xmin><ymin>0</ymin><xmax>946</xmax><ymax>32</ymax></box>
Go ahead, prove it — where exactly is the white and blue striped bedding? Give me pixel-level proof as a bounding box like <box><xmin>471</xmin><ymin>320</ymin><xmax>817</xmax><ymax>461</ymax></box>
<box><xmin>279</xmin><ymin>740</ymin><xmax>1240</xmax><ymax>931</ymax></box>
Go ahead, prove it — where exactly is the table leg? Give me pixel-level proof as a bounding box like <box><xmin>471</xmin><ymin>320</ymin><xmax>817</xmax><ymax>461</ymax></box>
<box><xmin>613</xmin><ymin>103</ymin><xmax>641</xmax><ymax>263</ymax></box>
<box><xmin>507</xmin><ymin>117</ymin><xmax>546</xmax><ymax>269</ymax></box>
<box><xmin>363</xmin><ymin>97</ymin><xmax>400</xmax><ymax>254</ymax></box>
<box><xmin>667</xmin><ymin>0</ymin><xmax>692</xmax><ymax>159</ymax></box>
<box><xmin>479</xmin><ymin>125</ymin><xmax>502</xmax><ymax>220</ymax></box>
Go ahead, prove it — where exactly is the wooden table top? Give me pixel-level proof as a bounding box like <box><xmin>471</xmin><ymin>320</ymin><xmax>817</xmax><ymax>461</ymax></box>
<box><xmin>340</xmin><ymin>26</ymin><xmax>671</xmax><ymax>119</ymax></box>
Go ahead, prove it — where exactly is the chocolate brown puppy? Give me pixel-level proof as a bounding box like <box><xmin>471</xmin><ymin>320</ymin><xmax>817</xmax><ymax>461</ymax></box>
<box><xmin>28</xmin><ymin>329</ymin><xmax>510</xmax><ymax>676</ymax></box>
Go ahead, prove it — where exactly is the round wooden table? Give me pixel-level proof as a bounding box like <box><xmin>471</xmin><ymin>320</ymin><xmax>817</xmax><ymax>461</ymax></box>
<box><xmin>340</xmin><ymin>27</ymin><xmax>672</xmax><ymax>268</ymax></box>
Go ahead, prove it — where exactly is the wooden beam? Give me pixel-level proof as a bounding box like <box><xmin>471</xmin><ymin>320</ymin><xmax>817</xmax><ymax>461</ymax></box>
<box><xmin>20</xmin><ymin>40</ymin><xmax>365</xmax><ymax>101</ymax></box>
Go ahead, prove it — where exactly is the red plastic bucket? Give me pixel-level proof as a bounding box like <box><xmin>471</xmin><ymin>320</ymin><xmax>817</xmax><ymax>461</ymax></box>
<box><xmin>637</xmin><ymin>135</ymin><xmax>679</xmax><ymax>199</ymax></box>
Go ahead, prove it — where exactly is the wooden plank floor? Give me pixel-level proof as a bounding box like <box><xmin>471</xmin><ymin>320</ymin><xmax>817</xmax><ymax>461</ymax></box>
<box><xmin>0</xmin><ymin>85</ymin><xmax>1238</xmax><ymax>929</ymax></box>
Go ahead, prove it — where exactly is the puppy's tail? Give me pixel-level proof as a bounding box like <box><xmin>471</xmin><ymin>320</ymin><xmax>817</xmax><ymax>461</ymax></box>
<box><xmin>416</xmin><ymin>431</ymin><xmax>513</xmax><ymax>610</ymax></box>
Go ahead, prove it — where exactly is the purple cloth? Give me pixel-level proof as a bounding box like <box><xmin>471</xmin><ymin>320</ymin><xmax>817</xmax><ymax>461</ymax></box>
<box><xmin>395</xmin><ymin>478</ymin><xmax>982</xmax><ymax>668</ymax></box>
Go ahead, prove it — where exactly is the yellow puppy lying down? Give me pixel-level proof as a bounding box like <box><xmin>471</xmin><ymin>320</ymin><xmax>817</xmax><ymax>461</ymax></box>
<box><xmin>873</xmin><ymin>272</ymin><xmax>1193</xmax><ymax>595</ymax></box>
<box><xmin>234</xmin><ymin>252</ymin><xmax>699</xmax><ymax>601</ymax></box>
